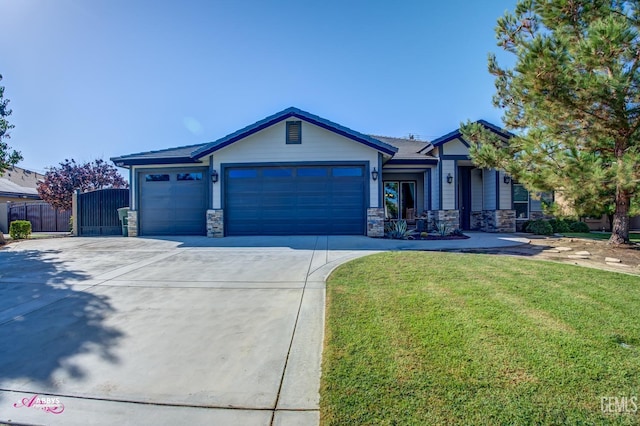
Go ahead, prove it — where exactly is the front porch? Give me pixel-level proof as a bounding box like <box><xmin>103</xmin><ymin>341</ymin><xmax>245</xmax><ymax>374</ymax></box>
<box><xmin>381</xmin><ymin>164</ymin><xmax>516</xmax><ymax>234</ymax></box>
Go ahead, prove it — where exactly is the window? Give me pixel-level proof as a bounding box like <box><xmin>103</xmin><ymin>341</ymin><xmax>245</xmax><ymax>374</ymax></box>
<box><xmin>263</xmin><ymin>168</ymin><xmax>293</xmax><ymax>177</ymax></box>
<box><xmin>286</xmin><ymin>121</ymin><xmax>302</xmax><ymax>144</ymax></box>
<box><xmin>297</xmin><ymin>168</ymin><xmax>327</xmax><ymax>177</ymax></box>
<box><xmin>513</xmin><ymin>183</ymin><xmax>529</xmax><ymax>219</ymax></box>
<box><xmin>177</xmin><ymin>172</ymin><xmax>203</xmax><ymax>181</ymax></box>
<box><xmin>332</xmin><ymin>167</ymin><xmax>363</xmax><ymax>177</ymax></box>
<box><xmin>145</xmin><ymin>174</ymin><xmax>170</xmax><ymax>182</ymax></box>
<box><xmin>228</xmin><ymin>169</ymin><xmax>258</xmax><ymax>178</ymax></box>
<box><xmin>384</xmin><ymin>181</ymin><xmax>416</xmax><ymax>220</ymax></box>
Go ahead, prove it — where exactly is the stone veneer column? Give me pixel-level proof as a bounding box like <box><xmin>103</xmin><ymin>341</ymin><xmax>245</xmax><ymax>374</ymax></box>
<box><xmin>367</xmin><ymin>208</ymin><xmax>384</xmax><ymax>237</ymax></box>
<box><xmin>127</xmin><ymin>210</ymin><xmax>138</xmax><ymax>237</ymax></box>
<box><xmin>482</xmin><ymin>210</ymin><xmax>515</xmax><ymax>233</ymax></box>
<box><xmin>470</xmin><ymin>211</ymin><xmax>483</xmax><ymax>231</ymax></box>
<box><xmin>428</xmin><ymin>210</ymin><xmax>460</xmax><ymax>231</ymax></box>
<box><xmin>207</xmin><ymin>209</ymin><xmax>224</xmax><ymax>238</ymax></box>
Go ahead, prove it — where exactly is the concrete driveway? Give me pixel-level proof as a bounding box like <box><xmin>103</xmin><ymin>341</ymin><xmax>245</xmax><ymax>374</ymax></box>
<box><xmin>0</xmin><ymin>234</ymin><xmax>528</xmax><ymax>425</ymax></box>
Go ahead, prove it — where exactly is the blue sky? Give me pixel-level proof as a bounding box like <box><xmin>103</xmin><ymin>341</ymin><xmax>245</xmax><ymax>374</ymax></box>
<box><xmin>1</xmin><ymin>0</ymin><xmax>516</xmax><ymax>175</ymax></box>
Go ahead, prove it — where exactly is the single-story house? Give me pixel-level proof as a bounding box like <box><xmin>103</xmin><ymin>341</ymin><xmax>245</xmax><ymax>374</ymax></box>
<box><xmin>0</xmin><ymin>166</ymin><xmax>44</xmax><ymax>233</ymax></box>
<box><xmin>0</xmin><ymin>166</ymin><xmax>42</xmax><ymax>204</ymax></box>
<box><xmin>111</xmin><ymin>107</ymin><xmax>547</xmax><ymax>237</ymax></box>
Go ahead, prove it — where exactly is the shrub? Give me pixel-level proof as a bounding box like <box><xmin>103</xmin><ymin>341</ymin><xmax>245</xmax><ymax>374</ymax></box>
<box><xmin>525</xmin><ymin>219</ymin><xmax>553</xmax><ymax>235</ymax></box>
<box><xmin>569</xmin><ymin>221</ymin><xmax>590</xmax><ymax>233</ymax></box>
<box><xmin>450</xmin><ymin>228</ymin><xmax>465</xmax><ymax>237</ymax></box>
<box><xmin>519</xmin><ymin>220</ymin><xmax>531</xmax><ymax>232</ymax></box>
<box><xmin>548</xmin><ymin>218</ymin><xmax>571</xmax><ymax>233</ymax></box>
<box><xmin>420</xmin><ymin>232</ymin><xmax>428</xmax><ymax>239</ymax></box>
<box><xmin>9</xmin><ymin>220</ymin><xmax>32</xmax><ymax>240</ymax></box>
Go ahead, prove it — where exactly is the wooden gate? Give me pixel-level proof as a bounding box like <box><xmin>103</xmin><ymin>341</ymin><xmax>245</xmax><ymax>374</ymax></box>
<box><xmin>77</xmin><ymin>189</ymin><xmax>129</xmax><ymax>236</ymax></box>
<box><xmin>8</xmin><ymin>202</ymin><xmax>72</xmax><ymax>232</ymax></box>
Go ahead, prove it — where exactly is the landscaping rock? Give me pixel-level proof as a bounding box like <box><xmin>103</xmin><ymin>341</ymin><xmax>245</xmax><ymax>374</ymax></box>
<box><xmin>555</xmin><ymin>247</ymin><xmax>573</xmax><ymax>252</ymax></box>
<box><xmin>605</xmin><ymin>257</ymin><xmax>622</xmax><ymax>263</ymax></box>
<box><xmin>567</xmin><ymin>254</ymin><xmax>590</xmax><ymax>259</ymax></box>
<box><xmin>543</xmin><ymin>249</ymin><xmax>560</xmax><ymax>254</ymax></box>
<box><xmin>575</xmin><ymin>251</ymin><xmax>591</xmax><ymax>256</ymax></box>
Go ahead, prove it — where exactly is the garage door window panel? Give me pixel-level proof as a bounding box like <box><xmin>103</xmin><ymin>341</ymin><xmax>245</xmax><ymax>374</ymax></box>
<box><xmin>145</xmin><ymin>174</ymin><xmax>170</xmax><ymax>182</ymax></box>
<box><xmin>297</xmin><ymin>168</ymin><xmax>327</xmax><ymax>177</ymax></box>
<box><xmin>177</xmin><ymin>172</ymin><xmax>203</xmax><ymax>181</ymax></box>
<box><xmin>332</xmin><ymin>167</ymin><xmax>363</xmax><ymax>177</ymax></box>
<box><xmin>263</xmin><ymin>168</ymin><xmax>293</xmax><ymax>177</ymax></box>
<box><xmin>228</xmin><ymin>169</ymin><xmax>258</xmax><ymax>178</ymax></box>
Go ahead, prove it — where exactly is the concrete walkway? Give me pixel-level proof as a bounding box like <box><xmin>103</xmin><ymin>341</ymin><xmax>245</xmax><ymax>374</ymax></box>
<box><xmin>0</xmin><ymin>233</ymin><xmax>528</xmax><ymax>425</ymax></box>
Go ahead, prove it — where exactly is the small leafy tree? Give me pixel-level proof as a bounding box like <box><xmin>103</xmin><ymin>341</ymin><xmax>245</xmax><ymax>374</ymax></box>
<box><xmin>461</xmin><ymin>0</ymin><xmax>640</xmax><ymax>245</ymax></box>
<box><xmin>37</xmin><ymin>159</ymin><xmax>128</xmax><ymax>211</ymax></box>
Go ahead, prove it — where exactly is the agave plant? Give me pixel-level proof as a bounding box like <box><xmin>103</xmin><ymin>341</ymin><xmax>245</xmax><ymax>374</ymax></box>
<box><xmin>435</xmin><ymin>222</ymin><xmax>449</xmax><ymax>237</ymax></box>
<box><xmin>386</xmin><ymin>220</ymin><xmax>413</xmax><ymax>240</ymax></box>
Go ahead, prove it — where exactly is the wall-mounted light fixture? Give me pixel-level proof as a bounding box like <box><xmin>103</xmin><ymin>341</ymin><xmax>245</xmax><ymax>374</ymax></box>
<box><xmin>503</xmin><ymin>175</ymin><xmax>511</xmax><ymax>184</ymax></box>
<box><xmin>211</xmin><ymin>169</ymin><xmax>219</xmax><ymax>183</ymax></box>
<box><xmin>446</xmin><ymin>173</ymin><xmax>453</xmax><ymax>184</ymax></box>
<box><xmin>371</xmin><ymin>168</ymin><xmax>379</xmax><ymax>181</ymax></box>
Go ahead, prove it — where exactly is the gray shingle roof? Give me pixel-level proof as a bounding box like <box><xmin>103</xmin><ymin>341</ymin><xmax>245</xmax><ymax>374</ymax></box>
<box><xmin>112</xmin><ymin>107</ymin><xmax>400</xmax><ymax>167</ymax></box>
<box><xmin>0</xmin><ymin>177</ymin><xmax>39</xmax><ymax>196</ymax></box>
<box><xmin>371</xmin><ymin>135</ymin><xmax>436</xmax><ymax>161</ymax></box>
<box><xmin>111</xmin><ymin>143</ymin><xmax>208</xmax><ymax>166</ymax></box>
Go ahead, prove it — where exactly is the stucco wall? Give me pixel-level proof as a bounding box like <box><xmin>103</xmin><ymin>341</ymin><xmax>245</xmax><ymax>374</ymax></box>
<box><xmin>211</xmin><ymin>119</ymin><xmax>380</xmax><ymax>210</ymax></box>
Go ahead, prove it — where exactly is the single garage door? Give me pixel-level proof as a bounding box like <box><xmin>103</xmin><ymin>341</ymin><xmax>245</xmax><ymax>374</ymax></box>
<box><xmin>139</xmin><ymin>168</ymin><xmax>208</xmax><ymax>235</ymax></box>
<box><xmin>225</xmin><ymin>165</ymin><xmax>366</xmax><ymax>236</ymax></box>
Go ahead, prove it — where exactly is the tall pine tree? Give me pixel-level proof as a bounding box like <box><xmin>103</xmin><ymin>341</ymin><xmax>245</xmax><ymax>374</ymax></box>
<box><xmin>461</xmin><ymin>0</ymin><xmax>640</xmax><ymax>245</ymax></box>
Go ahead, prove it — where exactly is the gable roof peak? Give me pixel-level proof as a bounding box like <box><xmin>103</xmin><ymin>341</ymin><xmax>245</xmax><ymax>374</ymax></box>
<box><xmin>190</xmin><ymin>107</ymin><xmax>398</xmax><ymax>158</ymax></box>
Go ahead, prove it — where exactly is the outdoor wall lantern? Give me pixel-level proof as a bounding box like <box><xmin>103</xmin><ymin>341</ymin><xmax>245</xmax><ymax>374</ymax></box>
<box><xmin>211</xmin><ymin>169</ymin><xmax>219</xmax><ymax>183</ymax></box>
<box><xmin>503</xmin><ymin>175</ymin><xmax>511</xmax><ymax>184</ymax></box>
<box><xmin>446</xmin><ymin>173</ymin><xmax>453</xmax><ymax>184</ymax></box>
<box><xmin>371</xmin><ymin>168</ymin><xmax>379</xmax><ymax>181</ymax></box>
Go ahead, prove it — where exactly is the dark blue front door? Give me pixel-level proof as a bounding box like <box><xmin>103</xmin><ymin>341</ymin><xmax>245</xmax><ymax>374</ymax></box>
<box><xmin>225</xmin><ymin>165</ymin><xmax>366</xmax><ymax>236</ymax></box>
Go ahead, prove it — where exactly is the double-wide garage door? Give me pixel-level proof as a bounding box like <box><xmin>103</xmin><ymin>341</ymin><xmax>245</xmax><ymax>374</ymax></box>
<box><xmin>139</xmin><ymin>168</ymin><xmax>207</xmax><ymax>235</ymax></box>
<box><xmin>225</xmin><ymin>165</ymin><xmax>366</xmax><ymax>236</ymax></box>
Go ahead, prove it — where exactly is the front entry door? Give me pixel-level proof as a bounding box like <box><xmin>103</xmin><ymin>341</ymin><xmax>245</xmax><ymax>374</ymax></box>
<box><xmin>458</xmin><ymin>167</ymin><xmax>472</xmax><ymax>230</ymax></box>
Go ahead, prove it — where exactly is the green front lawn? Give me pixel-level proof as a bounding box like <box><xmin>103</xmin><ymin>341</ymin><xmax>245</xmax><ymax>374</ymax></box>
<box><xmin>562</xmin><ymin>232</ymin><xmax>640</xmax><ymax>243</ymax></box>
<box><xmin>322</xmin><ymin>252</ymin><xmax>640</xmax><ymax>425</ymax></box>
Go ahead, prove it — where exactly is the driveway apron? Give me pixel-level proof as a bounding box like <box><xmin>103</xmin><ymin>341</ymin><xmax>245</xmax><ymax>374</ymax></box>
<box><xmin>0</xmin><ymin>236</ymin><xmax>329</xmax><ymax>426</ymax></box>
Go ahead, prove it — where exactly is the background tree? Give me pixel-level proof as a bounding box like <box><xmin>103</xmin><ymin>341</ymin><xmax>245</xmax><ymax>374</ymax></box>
<box><xmin>37</xmin><ymin>159</ymin><xmax>128</xmax><ymax>211</ymax></box>
<box><xmin>0</xmin><ymin>74</ymin><xmax>22</xmax><ymax>174</ymax></box>
<box><xmin>461</xmin><ymin>0</ymin><xmax>640</xmax><ymax>245</ymax></box>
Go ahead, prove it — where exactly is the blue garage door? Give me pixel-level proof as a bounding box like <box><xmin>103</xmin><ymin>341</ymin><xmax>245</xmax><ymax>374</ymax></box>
<box><xmin>139</xmin><ymin>168</ymin><xmax>208</xmax><ymax>235</ymax></box>
<box><xmin>225</xmin><ymin>165</ymin><xmax>366</xmax><ymax>236</ymax></box>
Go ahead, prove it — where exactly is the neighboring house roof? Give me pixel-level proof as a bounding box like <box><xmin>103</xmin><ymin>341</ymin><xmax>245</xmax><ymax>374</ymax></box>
<box><xmin>112</xmin><ymin>107</ymin><xmax>399</xmax><ymax>167</ymax></box>
<box><xmin>372</xmin><ymin>135</ymin><xmax>438</xmax><ymax>165</ymax></box>
<box><xmin>431</xmin><ymin>119</ymin><xmax>513</xmax><ymax>147</ymax></box>
<box><xmin>0</xmin><ymin>167</ymin><xmax>42</xmax><ymax>199</ymax></box>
